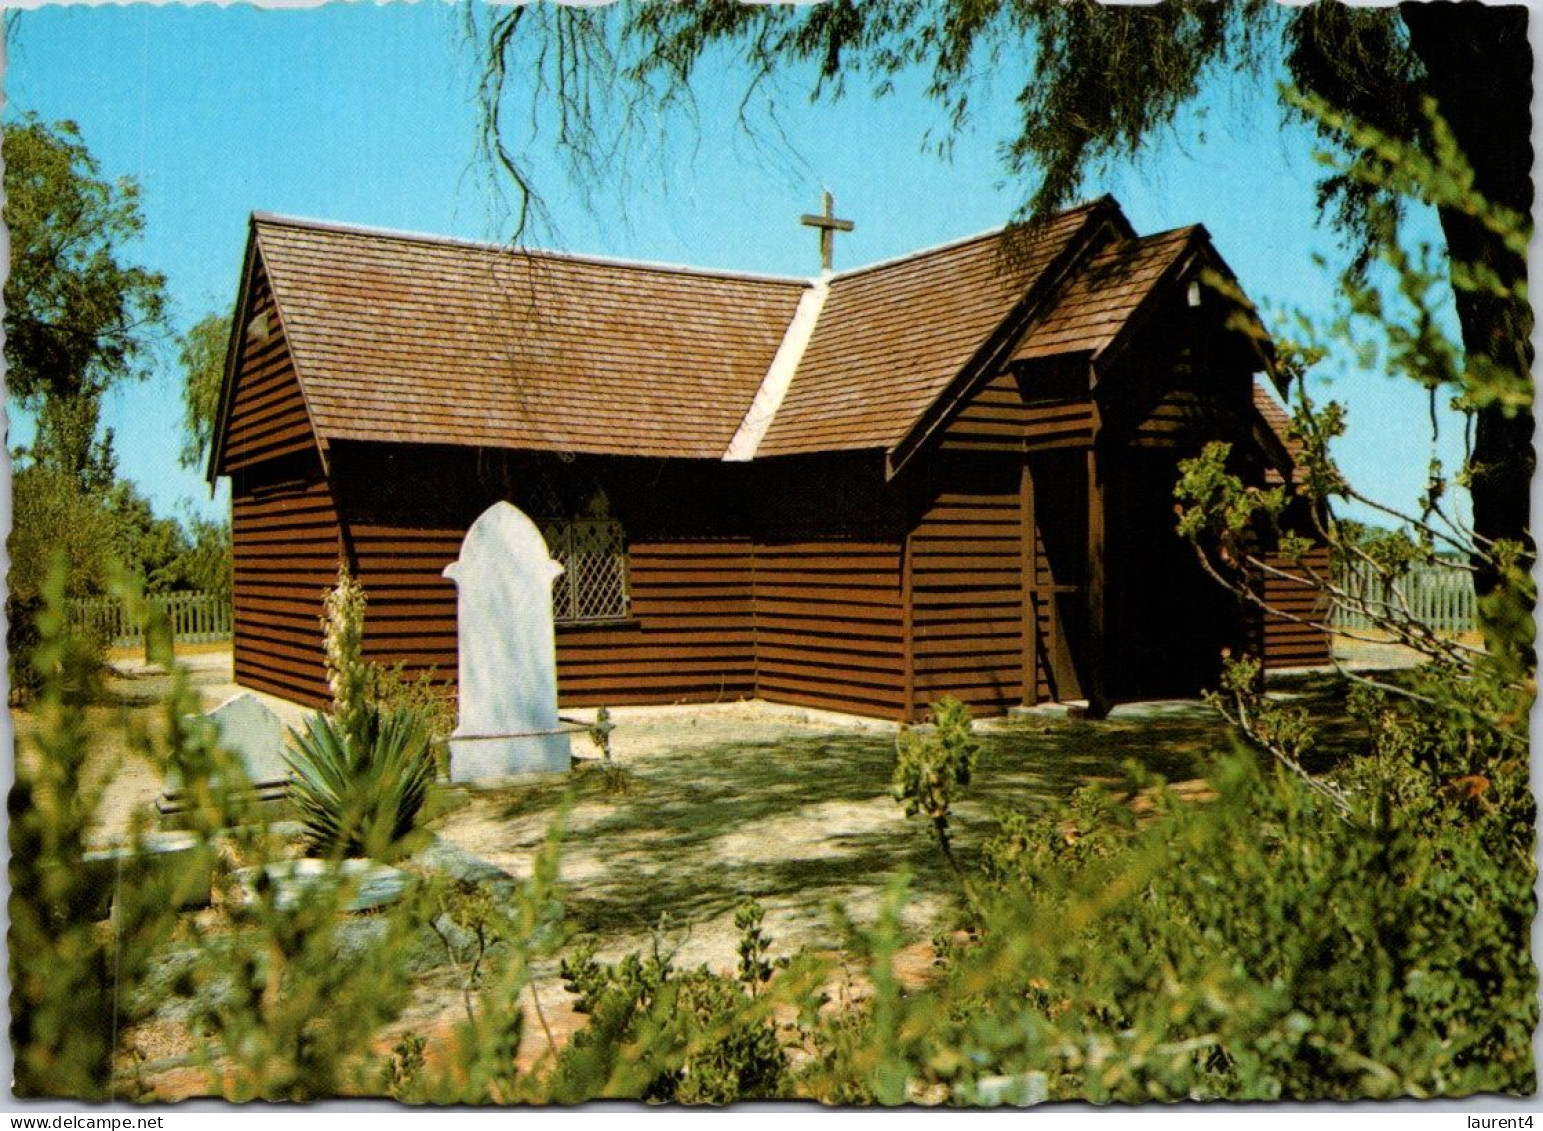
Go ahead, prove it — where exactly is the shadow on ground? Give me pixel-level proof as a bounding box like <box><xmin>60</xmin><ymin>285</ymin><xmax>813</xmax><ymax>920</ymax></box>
<box><xmin>442</xmin><ymin>700</ymin><xmax>1237</xmax><ymax>940</ymax></box>
<box><xmin>432</xmin><ymin>669</ymin><xmax>1394</xmax><ymax>943</ymax></box>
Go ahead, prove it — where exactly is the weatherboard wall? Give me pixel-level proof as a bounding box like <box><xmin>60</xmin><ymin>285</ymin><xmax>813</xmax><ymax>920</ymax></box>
<box><xmin>229</xmin><ymin>450</ymin><xmax>342</xmax><ymax>708</ymax></box>
<box><xmin>218</xmin><ymin>263</ymin><xmax>319</xmax><ymax>476</ymax></box>
<box><xmin>329</xmin><ymin>448</ymin><xmax>760</xmax><ymax>710</ymax></box>
<box><xmin>906</xmin><ymin>454</ymin><xmax>1036</xmax><ymax>717</ymax></box>
<box><xmin>1258</xmin><ymin>545</ymin><xmax>1334</xmax><ymax>669</ymax></box>
<box><xmin>749</xmin><ymin>454</ymin><xmax>909</xmax><ymax>717</ymax></box>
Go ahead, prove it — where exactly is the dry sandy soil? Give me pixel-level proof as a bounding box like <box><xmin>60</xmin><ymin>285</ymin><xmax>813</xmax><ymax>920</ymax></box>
<box><xmin>11</xmin><ymin>641</ymin><xmax>1415</xmax><ymax>1099</ymax></box>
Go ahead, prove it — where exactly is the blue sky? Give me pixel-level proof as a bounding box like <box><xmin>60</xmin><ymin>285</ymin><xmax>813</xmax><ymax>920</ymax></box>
<box><xmin>4</xmin><ymin>2</ymin><xmax>1478</xmax><ymax>527</ymax></box>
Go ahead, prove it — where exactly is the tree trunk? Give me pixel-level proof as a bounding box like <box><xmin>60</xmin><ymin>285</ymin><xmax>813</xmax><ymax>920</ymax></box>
<box><xmin>1400</xmin><ymin>2</ymin><xmax>1534</xmax><ymax>597</ymax></box>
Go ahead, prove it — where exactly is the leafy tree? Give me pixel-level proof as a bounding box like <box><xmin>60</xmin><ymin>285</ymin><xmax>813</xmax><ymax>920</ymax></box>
<box><xmin>4</xmin><ymin>113</ymin><xmax>167</xmax><ymax>482</ymax></box>
<box><xmin>24</xmin><ymin>394</ymin><xmax>119</xmax><ymax>496</ymax></box>
<box><xmin>179</xmin><ymin>515</ymin><xmax>234</xmax><ymax>600</ymax></box>
<box><xmin>469</xmin><ymin>1</ymin><xmax>1532</xmax><ymax>592</ymax></box>
<box><xmin>6</xmin><ymin>467</ymin><xmax>120</xmax><ymax>698</ymax></box>
<box><xmin>1174</xmin><ymin>97</ymin><xmax>1532</xmax><ymax>798</ymax></box>
<box><xmin>178</xmin><ymin>312</ymin><xmax>232</xmax><ymax>470</ymax></box>
<box><xmin>105</xmin><ymin>481</ymin><xmax>191</xmax><ymax>593</ymax></box>
<box><xmin>5</xmin><ymin>112</ymin><xmax>171</xmax><ymax>681</ymax></box>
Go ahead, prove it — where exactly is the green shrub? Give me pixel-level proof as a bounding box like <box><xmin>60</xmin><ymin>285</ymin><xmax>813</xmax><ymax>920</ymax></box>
<box><xmin>553</xmin><ymin>903</ymin><xmax>790</xmax><ymax>1103</ymax></box>
<box><xmin>285</xmin><ymin>707</ymin><xmax>435</xmax><ymax>860</ymax></box>
<box><xmin>11</xmin><ymin>567</ymin><xmax>266</xmax><ymax>1098</ymax></box>
<box><xmin>7</xmin><ymin>468</ymin><xmax>118</xmax><ymax>700</ymax></box>
<box><xmin>8</xmin><ymin>565</ymin><xmax>152</xmax><ymax>1097</ymax></box>
<box><xmin>286</xmin><ymin>565</ymin><xmax>438</xmax><ymax>860</ymax></box>
<box><xmin>893</xmin><ymin>697</ymin><xmax>980</xmax><ymax>906</ymax></box>
<box><xmin>881</xmin><ymin>752</ymin><xmax>1537</xmax><ymax>1103</ymax></box>
<box><xmin>367</xmin><ymin>659</ymin><xmax>456</xmax><ymax>776</ymax></box>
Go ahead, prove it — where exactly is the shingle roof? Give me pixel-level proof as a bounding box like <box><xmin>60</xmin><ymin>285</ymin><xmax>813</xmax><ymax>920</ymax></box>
<box><xmin>1253</xmin><ymin>381</ymin><xmax>1301</xmax><ymax>484</ymax></box>
<box><xmin>225</xmin><ymin>197</ymin><xmax>1263</xmax><ymax>473</ymax></box>
<box><xmin>1013</xmin><ymin>225</ymin><xmax>1199</xmax><ymax>365</ymax></box>
<box><xmin>251</xmin><ymin>216</ymin><xmax>808</xmax><ymax>459</ymax></box>
<box><xmin>756</xmin><ymin>200</ymin><xmax>1111</xmax><ymax>457</ymax></box>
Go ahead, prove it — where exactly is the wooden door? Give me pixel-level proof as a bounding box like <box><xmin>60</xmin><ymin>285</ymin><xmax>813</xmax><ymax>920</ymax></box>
<box><xmin>1103</xmin><ymin>449</ymin><xmax>1238</xmax><ymax>699</ymax></box>
<box><xmin>1024</xmin><ymin>452</ymin><xmax>1090</xmax><ymax>703</ymax></box>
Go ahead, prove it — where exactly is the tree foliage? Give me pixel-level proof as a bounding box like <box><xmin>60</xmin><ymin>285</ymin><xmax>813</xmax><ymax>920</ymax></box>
<box><xmin>178</xmin><ymin>311</ymin><xmax>231</xmax><ymax>471</ymax></box>
<box><xmin>179</xmin><ymin>516</ymin><xmax>234</xmax><ymax>600</ymax></box>
<box><xmin>3</xmin><ymin>110</ymin><xmax>213</xmax><ymax>683</ymax></box>
<box><xmin>4</xmin><ymin>113</ymin><xmax>167</xmax><ymax>482</ymax></box>
<box><xmin>4</xmin><ymin>113</ymin><xmax>166</xmax><ymax>404</ymax></box>
<box><xmin>469</xmin><ymin>0</ymin><xmax>1532</xmax><ymax>575</ymax></box>
<box><xmin>6</xmin><ymin>467</ymin><xmax>120</xmax><ymax>697</ymax></box>
<box><xmin>1174</xmin><ymin>96</ymin><xmax>1533</xmax><ymax>778</ymax></box>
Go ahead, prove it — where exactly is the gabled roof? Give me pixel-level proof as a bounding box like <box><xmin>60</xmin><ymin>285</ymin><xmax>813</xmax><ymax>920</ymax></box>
<box><xmin>756</xmin><ymin>198</ymin><xmax>1119</xmax><ymax>457</ymax></box>
<box><xmin>212</xmin><ymin>196</ymin><xmax>1277</xmax><ymax>480</ymax></box>
<box><xmin>244</xmin><ymin>215</ymin><xmax>807</xmax><ymax>460</ymax></box>
<box><xmin>1252</xmin><ymin>381</ymin><xmax>1301</xmax><ymax>484</ymax></box>
<box><xmin>1013</xmin><ymin>224</ymin><xmax>1199</xmax><ymax>365</ymax></box>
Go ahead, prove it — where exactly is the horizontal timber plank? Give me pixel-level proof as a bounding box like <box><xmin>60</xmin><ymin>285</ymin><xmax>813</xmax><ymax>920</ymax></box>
<box><xmin>557</xmin><ymin>658</ymin><xmax>755</xmax><ymax>677</ymax></box>
<box><xmin>911</xmin><ymin>601</ymin><xmax>1021</xmax><ymax>621</ymax></box>
<box><xmin>755</xmin><ymin>678</ymin><xmax>904</xmax><ymax>713</ymax></box>
<box><xmin>755</xmin><ymin>629</ymin><xmax>904</xmax><ymax>655</ymax></box>
<box><xmin>754</xmin><ymin>604</ymin><xmax>903</xmax><ymax>630</ymax></box>
<box><xmin>559</xmin><ymin>671</ymin><xmax>755</xmax><ymax>692</ymax></box>
<box><xmin>559</xmin><ymin>689</ymin><xmax>754</xmax><ymax>708</ymax></box>
<box><xmin>753</xmin><ymin>584</ymin><xmax>899</xmax><ymax>606</ymax></box>
<box><xmin>913</xmin><ymin>631</ymin><xmax>1020</xmax><ymax>655</ymax></box>
<box><xmin>756</xmin><ymin>686</ymin><xmax>904</xmax><ymax>719</ymax></box>
<box><xmin>756</xmin><ymin>645</ymin><xmax>904</xmax><ymax>675</ymax></box>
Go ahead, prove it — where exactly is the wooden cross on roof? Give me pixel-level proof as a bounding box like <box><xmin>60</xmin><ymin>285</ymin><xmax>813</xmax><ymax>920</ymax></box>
<box><xmin>801</xmin><ymin>191</ymin><xmax>855</xmax><ymax>273</ymax></box>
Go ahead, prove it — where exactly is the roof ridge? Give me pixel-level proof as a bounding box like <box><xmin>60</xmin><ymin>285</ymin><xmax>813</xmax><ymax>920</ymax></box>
<box><xmin>251</xmin><ymin>211</ymin><xmax>812</xmax><ymax>288</ymax></box>
<box><xmin>825</xmin><ymin>195</ymin><xmax>1119</xmax><ymax>282</ymax></box>
<box><xmin>1101</xmin><ymin>221</ymin><xmax>1207</xmax><ymax>250</ymax></box>
<box><xmin>723</xmin><ymin>280</ymin><xmax>832</xmax><ymax>462</ymax></box>
<box><xmin>251</xmin><ymin>196</ymin><xmax>1124</xmax><ymax>290</ymax></box>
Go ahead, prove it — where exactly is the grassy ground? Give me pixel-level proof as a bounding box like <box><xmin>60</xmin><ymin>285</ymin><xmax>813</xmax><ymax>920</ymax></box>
<box><xmin>10</xmin><ymin>650</ymin><xmax>1384</xmax><ymax>1097</ymax></box>
<box><xmin>10</xmin><ymin>655</ymin><xmax>1377</xmax><ymax>943</ymax></box>
<box><xmin>420</xmin><ymin>684</ymin><xmax>1369</xmax><ymax>964</ymax></box>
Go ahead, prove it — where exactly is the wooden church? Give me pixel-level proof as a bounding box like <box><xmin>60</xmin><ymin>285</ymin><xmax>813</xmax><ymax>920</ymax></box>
<box><xmin>208</xmin><ymin>194</ymin><xmax>1329</xmax><ymax>722</ymax></box>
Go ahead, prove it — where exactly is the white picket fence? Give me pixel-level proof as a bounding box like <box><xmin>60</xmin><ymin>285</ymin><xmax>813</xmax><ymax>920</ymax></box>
<box><xmin>68</xmin><ymin>591</ymin><xmax>232</xmax><ymax>648</ymax></box>
<box><xmin>1331</xmin><ymin>560</ymin><xmax>1476</xmax><ymax>635</ymax></box>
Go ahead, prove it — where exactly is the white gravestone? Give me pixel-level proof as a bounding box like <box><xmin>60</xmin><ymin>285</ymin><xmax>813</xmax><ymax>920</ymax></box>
<box><xmin>160</xmin><ymin>691</ymin><xmax>292</xmax><ymax>819</ymax></box>
<box><xmin>442</xmin><ymin>501</ymin><xmax>572</xmax><ymax>780</ymax></box>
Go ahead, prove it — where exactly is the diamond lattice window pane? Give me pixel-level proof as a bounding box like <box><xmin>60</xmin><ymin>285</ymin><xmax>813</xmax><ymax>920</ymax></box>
<box><xmin>543</xmin><ymin>519</ymin><xmax>628</xmax><ymax>623</ymax></box>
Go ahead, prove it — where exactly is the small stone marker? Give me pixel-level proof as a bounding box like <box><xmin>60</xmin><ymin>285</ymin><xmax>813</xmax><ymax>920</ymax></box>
<box><xmin>159</xmin><ymin>691</ymin><xmax>291</xmax><ymax>820</ymax></box>
<box><xmin>237</xmin><ymin>858</ymin><xmax>412</xmax><ymax>913</ymax></box>
<box><xmin>442</xmin><ymin>501</ymin><xmax>573</xmax><ymax>780</ymax></box>
<box><xmin>79</xmin><ymin>832</ymin><xmax>217</xmax><ymax>921</ymax></box>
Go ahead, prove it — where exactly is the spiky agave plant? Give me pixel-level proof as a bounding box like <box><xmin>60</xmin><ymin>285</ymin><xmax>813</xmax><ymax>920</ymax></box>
<box><xmin>285</xmin><ymin>704</ymin><xmax>435</xmax><ymax>860</ymax></box>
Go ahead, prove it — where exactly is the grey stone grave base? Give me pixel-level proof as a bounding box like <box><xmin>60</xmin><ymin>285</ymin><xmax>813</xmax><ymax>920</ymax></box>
<box><xmin>156</xmin><ymin>781</ymin><xmax>291</xmax><ymax>827</ymax></box>
<box><xmin>79</xmin><ymin>832</ymin><xmax>218</xmax><ymax>921</ymax></box>
<box><xmin>158</xmin><ymin>691</ymin><xmax>294</xmax><ymax>826</ymax></box>
<box><xmin>236</xmin><ymin>858</ymin><xmax>414</xmax><ymax>913</ymax></box>
<box><xmin>448</xmin><ymin>726</ymin><xmax>576</xmax><ymax>783</ymax></box>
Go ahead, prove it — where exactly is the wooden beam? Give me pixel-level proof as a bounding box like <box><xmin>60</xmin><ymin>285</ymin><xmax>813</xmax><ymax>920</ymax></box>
<box><xmin>901</xmin><ymin>519</ymin><xmax>917</xmax><ymax>723</ymax></box>
<box><xmin>1020</xmin><ymin>458</ymin><xmax>1038</xmax><ymax>707</ymax></box>
<box><xmin>1085</xmin><ymin>446</ymin><xmax>1109</xmax><ymax>718</ymax></box>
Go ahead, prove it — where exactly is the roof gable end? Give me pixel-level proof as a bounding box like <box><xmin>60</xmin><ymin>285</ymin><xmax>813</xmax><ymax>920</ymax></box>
<box><xmin>757</xmin><ymin>196</ymin><xmax>1128</xmax><ymax>463</ymax></box>
<box><xmin>208</xmin><ymin>224</ymin><xmax>328</xmax><ymax>482</ymax></box>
